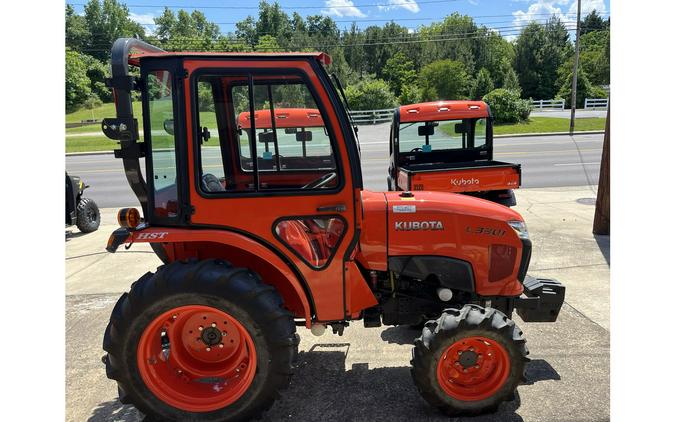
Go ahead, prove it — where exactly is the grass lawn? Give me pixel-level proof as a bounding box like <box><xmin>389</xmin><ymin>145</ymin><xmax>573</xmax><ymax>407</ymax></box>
<box><xmin>493</xmin><ymin>117</ymin><xmax>606</xmax><ymax>135</ymax></box>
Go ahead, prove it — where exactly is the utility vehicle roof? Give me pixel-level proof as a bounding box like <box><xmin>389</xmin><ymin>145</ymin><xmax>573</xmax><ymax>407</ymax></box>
<box><xmin>398</xmin><ymin>100</ymin><xmax>489</xmax><ymax>123</ymax></box>
<box><xmin>238</xmin><ymin>108</ymin><xmax>324</xmax><ymax>129</ymax></box>
<box><xmin>128</xmin><ymin>51</ymin><xmax>332</xmax><ymax>66</ymax></box>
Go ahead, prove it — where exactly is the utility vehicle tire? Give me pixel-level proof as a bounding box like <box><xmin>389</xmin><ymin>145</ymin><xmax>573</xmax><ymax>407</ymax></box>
<box><xmin>102</xmin><ymin>259</ymin><xmax>298</xmax><ymax>421</ymax></box>
<box><xmin>411</xmin><ymin>304</ymin><xmax>528</xmax><ymax>416</ymax></box>
<box><xmin>75</xmin><ymin>197</ymin><xmax>100</xmax><ymax>233</ymax></box>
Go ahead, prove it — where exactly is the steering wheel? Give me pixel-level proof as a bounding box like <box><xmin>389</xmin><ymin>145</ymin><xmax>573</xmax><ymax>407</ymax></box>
<box><xmin>410</xmin><ymin>147</ymin><xmax>423</xmax><ymax>152</ymax></box>
<box><xmin>302</xmin><ymin>172</ymin><xmax>337</xmax><ymax>189</ymax></box>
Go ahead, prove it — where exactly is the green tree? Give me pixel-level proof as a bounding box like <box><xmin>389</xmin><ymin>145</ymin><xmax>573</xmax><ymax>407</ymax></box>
<box><xmin>345</xmin><ymin>79</ymin><xmax>398</xmax><ymax>110</ymax></box>
<box><xmin>514</xmin><ymin>18</ymin><xmax>572</xmax><ymax>100</ymax></box>
<box><xmin>399</xmin><ymin>83</ymin><xmax>422</xmax><ymax>105</ymax></box>
<box><xmin>556</xmin><ymin>67</ymin><xmax>594</xmax><ymax>109</ymax></box>
<box><xmin>382</xmin><ymin>52</ymin><xmax>416</xmax><ymax>97</ymax></box>
<box><xmin>66</xmin><ymin>49</ymin><xmax>93</xmax><ymax>113</ymax></box>
<box><xmin>581</xmin><ymin>10</ymin><xmax>609</xmax><ymax>34</ymax></box>
<box><xmin>472</xmin><ymin>68</ymin><xmax>494</xmax><ymax>100</ymax></box>
<box><xmin>84</xmin><ymin>0</ymin><xmax>146</xmax><ymax>61</ymax></box>
<box><xmin>419</xmin><ymin>60</ymin><xmax>471</xmax><ymax>101</ymax></box>
<box><xmin>255</xmin><ymin>35</ymin><xmax>281</xmax><ymax>51</ymax></box>
<box><xmin>502</xmin><ymin>67</ymin><xmax>521</xmax><ymax>93</ymax></box>
<box><xmin>66</xmin><ymin>4</ymin><xmax>90</xmax><ymax>52</ymax></box>
<box><xmin>482</xmin><ymin>89</ymin><xmax>531</xmax><ymax>124</ymax></box>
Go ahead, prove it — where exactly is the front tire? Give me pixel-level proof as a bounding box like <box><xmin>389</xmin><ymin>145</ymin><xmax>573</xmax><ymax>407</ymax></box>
<box><xmin>411</xmin><ymin>305</ymin><xmax>528</xmax><ymax>416</ymax></box>
<box><xmin>102</xmin><ymin>259</ymin><xmax>298</xmax><ymax>421</ymax></box>
<box><xmin>75</xmin><ymin>197</ymin><xmax>100</xmax><ymax>233</ymax></box>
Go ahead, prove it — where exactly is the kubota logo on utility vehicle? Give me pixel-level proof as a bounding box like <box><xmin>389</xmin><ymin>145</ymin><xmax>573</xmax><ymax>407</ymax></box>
<box><xmin>394</xmin><ymin>221</ymin><xmax>444</xmax><ymax>231</ymax></box>
<box><xmin>451</xmin><ymin>177</ymin><xmax>480</xmax><ymax>187</ymax></box>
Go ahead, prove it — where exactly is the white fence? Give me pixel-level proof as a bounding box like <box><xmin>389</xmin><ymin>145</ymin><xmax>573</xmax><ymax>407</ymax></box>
<box><xmin>584</xmin><ymin>98</ymin><xmax>609</xmax><ymax>110</ymax></box>
<box><xmin>348</xmin><ymin>108</ymin><xmax>394</xmax><ymax>124</ymax></box>
<box><xmin>530</xmin><ymin>99</ymin><xmax>565</xmax><ymax>111</ymax></box>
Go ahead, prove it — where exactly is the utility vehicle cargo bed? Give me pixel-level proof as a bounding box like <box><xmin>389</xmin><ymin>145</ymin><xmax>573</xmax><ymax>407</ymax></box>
<box><xmin>396</xmin><ymin>160</ymin><xmax>521</xmax><ymax>193</ymax></box>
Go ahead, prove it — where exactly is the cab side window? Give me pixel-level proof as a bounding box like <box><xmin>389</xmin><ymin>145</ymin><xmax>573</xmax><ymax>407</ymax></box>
<box><xmin>196</xmin><ymin>73</ymin><xmax>340</xmax><ymax>194</ymax></box>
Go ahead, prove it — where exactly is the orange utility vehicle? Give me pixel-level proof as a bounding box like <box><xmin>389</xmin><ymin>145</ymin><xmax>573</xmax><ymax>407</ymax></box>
<box><xmin>101</xmin><ymin>38</ymin><xmax>564</xmax><ymax>421</ymax></box>
<box><xmin>388</xmin><ymin>101</ymin><xmax>521</xmax><ymax>206</ymax></box>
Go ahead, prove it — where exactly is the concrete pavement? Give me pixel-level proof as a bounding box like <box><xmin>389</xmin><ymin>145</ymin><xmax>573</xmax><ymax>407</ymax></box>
<box><xmin>66</xmin><ymin>185</ymin><xmax>609</xmax><ymax>421</ymax></box>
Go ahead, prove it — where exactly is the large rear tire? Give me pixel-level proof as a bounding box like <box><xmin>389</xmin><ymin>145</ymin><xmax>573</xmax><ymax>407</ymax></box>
<box><xmin>411</xmin><ymin>304</ymin><xmax>528</xmax><ymax>416</ymax></box>
<box><xmin>75</xmin><ymin>197</ymin><xmax>100</xmax><ymax>233</ymax></box>
<box><xmin>102</xmin><ymin>259</ymin><xmax>298</xmax><ymax>421</ymax></box>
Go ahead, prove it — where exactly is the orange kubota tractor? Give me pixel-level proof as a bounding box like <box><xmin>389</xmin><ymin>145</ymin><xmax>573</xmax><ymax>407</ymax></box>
<box><xmin>388</xmin><ymin>101</ymin><xmax>521</xmax><ymax>206</ymax></box>
<box><xmin>101</xmin><ymin>38</ymin><xmax>564</xmax><ymax>421</ymax></box>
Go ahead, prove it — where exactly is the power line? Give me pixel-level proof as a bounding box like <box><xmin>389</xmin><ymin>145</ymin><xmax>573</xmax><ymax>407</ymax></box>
<box><xmin>80</xmin><ymin>26</ymin><xmax>595</xmax><ymax>53</ymax></box>
<box><xmin>68</xmin><ymin>0</ymin><xmax>458</xmax><ymax>10</ymax></box>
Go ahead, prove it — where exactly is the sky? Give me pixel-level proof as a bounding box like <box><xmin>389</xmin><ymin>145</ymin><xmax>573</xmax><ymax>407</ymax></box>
<box><xmin>67</xmin><ymin>0</ymin><xmax>611</xmax><ymax>40</ymax></box>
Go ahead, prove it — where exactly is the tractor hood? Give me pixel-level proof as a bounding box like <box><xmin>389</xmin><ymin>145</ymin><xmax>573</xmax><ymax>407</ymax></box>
<box><xmin>358</xmin><ymin>190</ymin><xmax>527</xmax><ymax>297</ymax></box>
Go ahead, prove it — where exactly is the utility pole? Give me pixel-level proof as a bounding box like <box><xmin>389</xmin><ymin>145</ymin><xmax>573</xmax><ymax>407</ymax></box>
<box><xmin>569</xmin><ymin>0</ymin><xmax>582</xmax><ymax>134</ymax></box>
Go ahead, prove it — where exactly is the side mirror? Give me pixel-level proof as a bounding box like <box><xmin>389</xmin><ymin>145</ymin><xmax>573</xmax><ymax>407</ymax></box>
<box><xmin>296</xmin><ymin>130</ymin><xmax>312</xmax><ymax>142</ymax></box>
<box><xmin>163</xmin><ymin>119</ymin><xmax>174</xmax><ymax>135</ymax></box>
<box><xmin>284</xmin><ymin>127</ymin><xmax>297</xmax><ymax>134</ymax></box>
<box><xmin>454</xmin><ymin>122</ymin><xmax>467</xmax><ymax>134</ymax></box>
<box><xmin>418</xmin><ymin>124</ymin><xmax>435</xmax><ymax>137</ymax></box>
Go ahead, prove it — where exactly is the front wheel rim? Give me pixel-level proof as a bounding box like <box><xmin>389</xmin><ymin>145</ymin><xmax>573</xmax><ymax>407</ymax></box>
<box><xmin>436</xmin><ymin>336</ymin><xmax>511</xmax><ymax>402</ymax></box>
<box><xmin>137</xmin><ymin>305</ymin><xmax>257</xmax><ymax>412</ymax></box>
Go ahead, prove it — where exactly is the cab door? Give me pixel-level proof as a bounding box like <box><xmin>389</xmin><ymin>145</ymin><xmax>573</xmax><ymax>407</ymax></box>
<box><xmin>183</xmin><ymin>58</ymin><xmax>359</xmax><ymax>321</ymax></box>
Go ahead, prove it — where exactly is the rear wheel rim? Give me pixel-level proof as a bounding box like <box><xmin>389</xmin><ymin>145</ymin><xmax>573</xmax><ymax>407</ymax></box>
<box><xmin>436</xmin><ymin>336</ymin><xmax>510</xmax><ymax>402</ymax></box>
<box><xmin>137</xmin><ymin>305</ymin><xmax>257</xmax><ymax>412</ymax></box>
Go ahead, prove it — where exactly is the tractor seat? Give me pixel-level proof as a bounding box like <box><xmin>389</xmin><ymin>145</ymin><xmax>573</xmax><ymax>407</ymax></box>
<box><xmin>202</xmin><ymin>174</ymin><xmax>225</xmax><ymax>192</ymax></box>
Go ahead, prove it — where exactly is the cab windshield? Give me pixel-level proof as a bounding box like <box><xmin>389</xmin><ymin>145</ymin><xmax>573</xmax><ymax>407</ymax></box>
<box><xmin>398</xmin><ymin>118</ymin><xmax>488</xmax><ymax>153</ymax></box>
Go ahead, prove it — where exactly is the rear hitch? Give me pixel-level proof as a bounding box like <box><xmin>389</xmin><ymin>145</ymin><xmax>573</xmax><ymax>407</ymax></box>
<box><xmin>514</xmin><ymin>276</ymin><xmax>565</xmax><ymax>322</ymax></box>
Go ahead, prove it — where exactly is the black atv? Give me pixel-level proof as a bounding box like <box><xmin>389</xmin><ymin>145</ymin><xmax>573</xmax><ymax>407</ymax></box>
<box><xmin>66</xmin><ymin>172</ymin><xmax>100</xmax><ymax>233</ymax></box>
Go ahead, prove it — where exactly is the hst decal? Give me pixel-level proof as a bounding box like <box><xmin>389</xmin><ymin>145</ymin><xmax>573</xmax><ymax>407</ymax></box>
<box><xmin>136</xmin><ymin>232</ymin><xmax>169</xmax><ymax>240</ymax></box>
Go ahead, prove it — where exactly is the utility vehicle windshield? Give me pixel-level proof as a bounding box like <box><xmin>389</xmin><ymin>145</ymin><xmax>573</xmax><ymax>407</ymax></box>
<box><xmin>398</xmin><ymin>118</ymin><xmax>488</xmax><ymax>153</ymax></box>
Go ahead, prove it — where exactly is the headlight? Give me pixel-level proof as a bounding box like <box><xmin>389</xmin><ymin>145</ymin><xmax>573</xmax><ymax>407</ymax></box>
<box><xmin>508</xmin><ymin>220</ymin><xmax>529</xmax><ymax>240</ymax></box>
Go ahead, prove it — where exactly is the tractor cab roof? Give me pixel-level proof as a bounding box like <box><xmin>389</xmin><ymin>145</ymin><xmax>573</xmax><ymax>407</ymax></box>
<box><xmin>238</xmin><ymin>108</ymin><xmax>324</xmax><ymax>129</ymax></box>
<box><xmin>128</xmin><ymin>51</ymin><xmax>332</xmax><ymax>66</ymax></box>
<box><xmin>398</xmin><ymin>100</ymin><xmax>489</xmax><ymax>123</ymax></box>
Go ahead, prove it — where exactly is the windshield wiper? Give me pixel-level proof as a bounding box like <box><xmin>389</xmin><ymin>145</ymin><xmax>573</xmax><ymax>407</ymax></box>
<box><xmin>331</xmin><ymin>74</ymin><xmax>360</xmax><ymax>155</ymax></box>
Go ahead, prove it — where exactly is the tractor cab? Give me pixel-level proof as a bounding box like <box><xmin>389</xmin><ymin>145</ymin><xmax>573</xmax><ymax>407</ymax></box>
<box><xmin>388</xmin><ymin>101</ymin><xmax>521</xmax><ymax>206</ymax></box>
<box><xmin>100</xmin><ymin>39</ymin><xmax>563</xmax><ymax>421</ymax></box>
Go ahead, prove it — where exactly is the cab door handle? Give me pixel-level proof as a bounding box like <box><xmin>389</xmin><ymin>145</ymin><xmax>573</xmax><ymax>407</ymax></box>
<box><xmin>317</xmin><ymin>204</ymin><xmax>346</xmax><ymax>213</ymax></box>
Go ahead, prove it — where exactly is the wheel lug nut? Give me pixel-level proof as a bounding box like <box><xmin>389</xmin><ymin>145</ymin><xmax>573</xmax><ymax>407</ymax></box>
<box><xmin>211</xmin><ymin>323</ymin><xmax>216</xmax><ymax>328</ymax></box>
<box><xmin>475</xmin><ymin>365</ymin><xmax>480</xmax><ymax>368</ymax></box>
<box><xmin>172</xmin><ymin>315</ymin><xmax>177</xmax><ymax>319</ymax></box>
<box><xmin>198</xmin><ymin>326</ymin><xmax>203</xmax><ymax>331</ymax></box>
<box><xmin>206</xmin><ymin>347</ymin><xmax>211</xmax><ymax>352</ymax></box>
<box><xmin>219</xmin><ymin>344</ymin><xmax>224</xmax><ymax>348</ymax></box>
<box><xmin>458</xmin><ymin>351</ymin><xmax>462</xmax><ymax>355</ymax></box>
<box><xmin>222</xmin><ymin>331</ymin><xmax>227</xmax><ymax>336</ymax></box>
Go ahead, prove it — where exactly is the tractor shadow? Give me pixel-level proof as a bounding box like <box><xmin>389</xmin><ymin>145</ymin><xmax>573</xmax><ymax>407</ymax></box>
<box><xmin>86</xmin><ymin>343</ymin><xmax>559</xmax><ymax>422</ymax></box>
<box><xmin>264</xmin><ymin>346</ymin><xmax>528</xmax><ymax>422</ymax></box>
<box><xmin>88</xmin><ymin>399</ymin><xmax>143</xmax><ymax>422</ymax></box>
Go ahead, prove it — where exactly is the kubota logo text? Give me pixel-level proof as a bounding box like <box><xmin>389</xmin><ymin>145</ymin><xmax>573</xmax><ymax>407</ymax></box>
<box><xmin>394</xmin><ymin>221</ymin><xmax>444</xmax><ymax>231</ymax></box>
<box><xmin>451</xmin><ymin>177</ymin><xmax>480</xmax><ymax>186</ymax></box>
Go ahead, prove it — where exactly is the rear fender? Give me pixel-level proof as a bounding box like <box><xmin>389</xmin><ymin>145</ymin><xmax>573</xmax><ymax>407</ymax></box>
<box><xmin>106</xmin><ymin>226</ymin><xmax>313</xmax><ymax>326</ymax></box>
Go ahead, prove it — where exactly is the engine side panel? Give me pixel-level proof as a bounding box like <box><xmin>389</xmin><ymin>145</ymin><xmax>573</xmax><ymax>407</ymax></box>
<box><xmin>385</xmin><ymin>191</ymin><xmax>524</xmax><ymax>297</ymax></box>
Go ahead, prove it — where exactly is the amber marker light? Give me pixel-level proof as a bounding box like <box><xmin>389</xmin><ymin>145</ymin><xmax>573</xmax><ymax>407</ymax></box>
<box><xmin>117</xmin><ymin>207</ymin><xmax>141</xmax><ymax>229</ymax></box>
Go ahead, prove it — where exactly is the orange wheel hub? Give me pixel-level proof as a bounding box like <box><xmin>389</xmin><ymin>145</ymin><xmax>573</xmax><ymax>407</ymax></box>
<box><xmin>436</xmin><ymin>336</ymin><xmax>510</xmax><ymax>401</ymax></box>
<box><xmin>137</xmin><ymin>305</ymin><xmax>257</xmax><ymax>412</ymax></box>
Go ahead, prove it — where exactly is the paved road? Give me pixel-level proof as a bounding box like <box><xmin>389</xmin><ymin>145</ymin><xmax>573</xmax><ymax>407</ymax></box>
<box><xmin>66</xmin><ymin>127</ymin><xmax>602</xmax><ymax>208</ymax></box>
